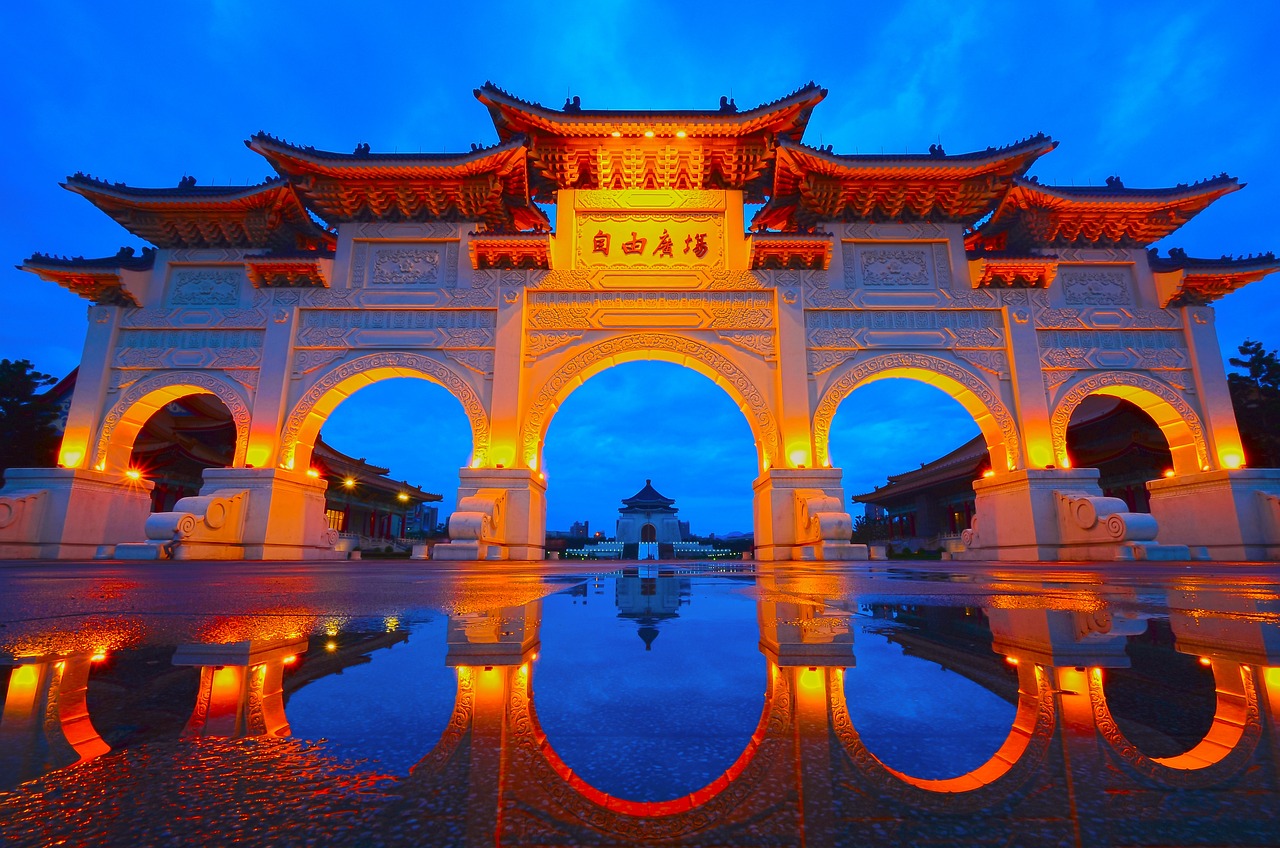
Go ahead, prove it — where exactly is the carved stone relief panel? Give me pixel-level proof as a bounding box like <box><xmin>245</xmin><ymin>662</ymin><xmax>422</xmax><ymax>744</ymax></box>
<box><xmin>1038</xmin><ymin>329</ymin><xmax>1187</xmax><ymax>370</ymax></box>
<box><xmin>1059</xmin><ymin>266</ymin><xmax>1134</xmax><ymax>305</ymax></box>
<box><xmin>114</xmin><ymin>329</ymin><xmax>264</xmax><ymax>369</ymax></box>
<box><xmin>525</xmin><ymin>291</ymin><xmax>773</xmax><ymax>330</ymax></box>
<box><xmin>167</xmin><ymin>267</ymin><xmax>243</xmax><ymax>306</ymax></box>
<box><xmin>350</xmin><ymin>241</ymin><xmax>460</xmax><ymax>288</ymax></box>
<box><xmin>842</xmin><ymin>242</ymin><xmax>939</xmax><ymax>289</ymax></box>
<box><xmin>806</xmin><ymin>309</ymin><xmax>1005</xmax><ymax>350</ymax></box>
<box><xmin>295</xmin><ymin>309</ymin><xmax>494</xmax><ymax>349</ymax></box>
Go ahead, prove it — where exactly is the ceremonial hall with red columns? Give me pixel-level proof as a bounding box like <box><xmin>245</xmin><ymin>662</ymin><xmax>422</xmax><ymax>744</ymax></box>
<box><xmin>2</xmin><ymin>83</ymin><xmax>1278</xmax><ymax>562</ymax></box>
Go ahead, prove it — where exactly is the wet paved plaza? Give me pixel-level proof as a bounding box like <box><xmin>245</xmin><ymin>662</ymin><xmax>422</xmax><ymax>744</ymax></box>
<box><xmin>1</xmin><ymin>558</ymin><xmax>1278</xmax><ymax>846</ymax></box>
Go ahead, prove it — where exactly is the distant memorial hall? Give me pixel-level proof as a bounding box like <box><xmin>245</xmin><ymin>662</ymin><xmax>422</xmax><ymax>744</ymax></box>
<box><xmin>4</xmin><ymin>83</ymin><xmax>1279</xmax><ymax>562</ymax></box>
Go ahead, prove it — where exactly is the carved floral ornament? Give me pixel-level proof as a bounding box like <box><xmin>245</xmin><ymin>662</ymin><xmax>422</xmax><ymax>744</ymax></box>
<box><xmin>95</xmin><ymin>371</ymin><xmax>252</xmax><ymax>469</ymax></box>
<box><xmin>812</xmin><ymin>353</ymin><xmax>1021</xmax><ymax>472</ymax></box>
<box><xmin>1048</xmin><ymin>371</ymin><xmax>1210</xmax><ymax>470</ymax></box>
<box><xmin>278</xmin><ymin>352</ymin><xmax>491</xmax><ymax>470</ymax></box>
<box><xmin>521</xmin><ymin>333</ymin><xmax>781</xmax><ymax>469</ymax></box>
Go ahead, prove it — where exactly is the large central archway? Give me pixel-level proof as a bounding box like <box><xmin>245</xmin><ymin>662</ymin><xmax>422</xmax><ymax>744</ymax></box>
<box><xmin>522</xmin><ymin>333</ymin><xmax>781</xmax><ymax>473</ymax></box>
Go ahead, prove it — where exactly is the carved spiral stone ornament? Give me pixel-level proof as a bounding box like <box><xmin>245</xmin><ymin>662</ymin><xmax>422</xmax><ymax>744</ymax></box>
<box><xmin>1049</xmin><ymin>371</ymin><xmax>1208</xmax><ymax>470</ymax></box>
<box><xmin>521</xmin><ymin>333</ymin><xmax>781</xmax><ymax>468</ymax></box>
<box><xmin>95</xmin><ymin>371</ymin><xmax>252</xmax><ymax>469</ymax></box>
<box><xmin>279</xmin><ymin>352</ymin><xmax>491</xmax><ymax>469</ymax></box>
<box><xmin>812</xmin><ymin>353</ymin><xmax>1020</xmax><ymax>471</ymax></box>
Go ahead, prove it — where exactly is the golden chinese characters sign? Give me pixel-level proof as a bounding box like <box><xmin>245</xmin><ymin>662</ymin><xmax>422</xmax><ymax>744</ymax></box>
<box><xmin>576</xmin><ymin>213</ymin><xmax>724</xmax><ymax>270</ymax></box>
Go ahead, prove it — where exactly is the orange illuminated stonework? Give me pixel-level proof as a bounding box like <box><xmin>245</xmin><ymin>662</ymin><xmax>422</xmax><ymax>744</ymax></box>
<box><xmin>6</xmin><ymin>83</ymin><xmax>1280</xmax><ymax>564</ymax></box>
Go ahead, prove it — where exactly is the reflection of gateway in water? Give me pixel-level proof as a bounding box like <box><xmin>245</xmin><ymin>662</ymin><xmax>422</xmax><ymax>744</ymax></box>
<box><xmin>3</xmin><ymin>573</ymin><xmax>1279</xmax><ymax>844</ymax></box>
<box><xmin>614</xmin><ymin>575</ymin><xmax>691</xmax><ymax>649</ymax></box>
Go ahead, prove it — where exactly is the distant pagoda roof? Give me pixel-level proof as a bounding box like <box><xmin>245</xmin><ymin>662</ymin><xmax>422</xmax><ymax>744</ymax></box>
<box><xmin>475</xmin><ymin>82</ymin><xmax>828</xmax><ymax>201</ymax></box>
<box><xmin>19</xmin><ymin>247</ymin><xmax>156</xmax><ymax>306</ymax></box>
<box><xmin>247</xmin><ymin>133</ymin><xmax>549</xmax><ymax>232</ymax></box>
<box><xmin>62</xmin><ymin>174</ymin><xmax>331</xmax><ymax>250</ymax></box>
<box><xmin>967</xmin><ymin>174</ymin><xmax>1241</xmax><ymax>250</ymax></box>
<box><xmin>620</xmin><ymin>479</ymin><xmax>677</xmax><ymax>513</ymax></box>
<box><xmin>753</xmin><ymin>134</ymin><xmax>1056</xmax><ymax>231</ymax></box>
<box><xmin>1148</xmin><ymin>248</ymin><xmax>1280</xmax><ymax>306</ymax></box>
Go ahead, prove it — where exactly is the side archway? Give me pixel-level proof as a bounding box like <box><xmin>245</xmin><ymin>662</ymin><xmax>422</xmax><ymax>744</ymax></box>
<box><xmin>278</xmin><ymin>352</ymin><xmax>490</xmax><ymax>472</ymax></box>
<box><xmin>1050</xmin><ymin>372</ymin><xmax>1209</xmax><ymax>474</ymax></box>
<box><xmin>94</xmin><ymin>371</ymin><xmax>251</xmax><ymax>472</ymax></box>
<box><xmin>813</xmin><ymin>353</ymin><xmax>1020</xmax><ymax>473</ymax></box>
<box><xmin>521</xmin><ymin>333</ymin><xmax>781</xmax><ymax>471</ymax></box>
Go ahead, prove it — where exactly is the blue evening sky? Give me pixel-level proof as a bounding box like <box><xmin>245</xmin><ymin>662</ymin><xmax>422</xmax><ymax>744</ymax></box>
<box><xmin>3</xmin><ymin>2</ymin><xmax>1277</xmax><ymax>533</ymax></box>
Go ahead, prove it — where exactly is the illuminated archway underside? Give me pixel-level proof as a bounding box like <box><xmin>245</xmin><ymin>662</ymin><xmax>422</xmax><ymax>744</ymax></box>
<box><xmin>1050</xmin><ymin>371</ymin><xmax>1209</xmax><ymax>474</ymax></box>
<box><xmin>278</xmin><ymin>351</ymin><xmax>491</xmax><ymax>472</ymax></box>
<box><xmin>95</xmin><ymin>371</ymin><xmax>251</xmax><ymax>470</ymax></box>
<box><xmin>813</xmin><ymin>353</ymin><xmax>1020</xmax><ymax>473</ymax></box>
<box><xmin>523</xmin><ymin>332</ymin><xmax>780</xmax><ymax>469</ymax></box>
<box><xmin>10</xmin><ymin>82</ymin><xmax>1278</xmax><ymax>561</ymax></box>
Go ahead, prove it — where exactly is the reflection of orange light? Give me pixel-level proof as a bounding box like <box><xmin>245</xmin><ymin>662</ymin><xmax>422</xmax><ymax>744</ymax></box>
<box><xmin>1005</xmin><ymin>656</ymin><xmax>1019</xmax><ymax>665</ymax></box>
<box><xmin>1199</xmin><ymin>656</ymin><xmax>1212</xmax><ymax>667</ymax></box>
<box><xmin>283</xmin><ymin>655</ymin><xmax>297</xmax><ymax>665</ymax></box>
<box><xmin>799</xmin><ymin>667</ymin><xmax>823</xmax><ymax>690</ymax></box>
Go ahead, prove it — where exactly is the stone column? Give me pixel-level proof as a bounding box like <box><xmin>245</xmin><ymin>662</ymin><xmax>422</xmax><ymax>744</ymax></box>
<box><xmin>243</xmin><ymin>296</ymin><xmax>299</xmax><ymax>470</ymax></box>
<box><xmin>753</xmin><ymin>467</ymin><xmax>860</xmax><ymax>561</ymax></box>
<box><xmin>0</xmin><ymin>305</ymin><xmax>155</xmax><ymax>559</ymax></box>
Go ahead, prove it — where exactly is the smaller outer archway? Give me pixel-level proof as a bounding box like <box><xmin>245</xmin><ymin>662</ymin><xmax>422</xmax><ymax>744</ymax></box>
<box><xmin>1050</xmin><ymin>373</ymin><xmax>1209</xmax><ymax>475</ymax></box>
<box><xmin>813</xmin><ymin>354</ymin><xmax>1020</xmax><ymax>475</ymax></box>
<box><xmin>278</xmin><ymin>353</ymin><xmax>490</xmax><ymax>473</ymax></box>
<box><xmin>94</xmin><ymin>372</ymin><xmax>251</xmax><ymax>472</ymax></box>
<box><xmin>521</xmin><ymin>333</ymin><xmax>781</xmax><ymax>473</ymax></box>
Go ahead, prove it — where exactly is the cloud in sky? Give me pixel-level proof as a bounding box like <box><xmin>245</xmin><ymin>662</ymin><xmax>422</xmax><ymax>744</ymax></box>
<box><xmin>4</xmin><ymin>1</ymin><xmax>1278</xmax><ymax>531</ymax></box>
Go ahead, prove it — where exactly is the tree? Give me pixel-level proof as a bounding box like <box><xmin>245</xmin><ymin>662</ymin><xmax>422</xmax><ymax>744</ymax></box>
<box><xmin>0</xmin><ymin>359</ymin><xmax>61</xmax><ymax>480</ymax></box>
<box><xmin>1227</xmin><ymin>340</ymin><xmax>1280</xmax><ymax>467</ymax></box>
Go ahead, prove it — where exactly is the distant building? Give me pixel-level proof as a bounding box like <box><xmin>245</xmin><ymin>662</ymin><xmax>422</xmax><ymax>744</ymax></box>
<box><xmin>569</xmin><ymin>520</ymin><xmax>589</xmax><ymax>538</ymax></box>
<box><xmin>615</xmin><ymin>480</ymin><xmax>684</xmax><ymax>544</ymax></box>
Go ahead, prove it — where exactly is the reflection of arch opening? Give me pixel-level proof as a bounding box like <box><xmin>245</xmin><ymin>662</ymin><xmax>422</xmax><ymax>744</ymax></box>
<box><xmin>640</xmin><ymin>523</ymin><xmax>657</xmax><ymax>543</ymax></box>
<box><xmin>831</xmin><ymin>662</ymin><xmax>1056</xmax><ymax>808</ymax></box>
<box><xmin>94</xmin><ymin>372</ymin><xmax>250</xmax><ymax>472</ymax></box>
<box><xmin>279</xmin><ymin>353</ymin><xmax>489</xmax><ymax>472</ymax></box>
<box><xmin>1051</xmin><ymin>373</ymin><xmax>1209</xmax><ymax>474</ymax></box>
<box><xmin>1089</xmin><ymin>663</ymin><xmax>1262</xmax><ymax>785</ymax></box>
<box><xmin>814</xmin><ymin>354</ymin><xmax>1020</xmax><ymax>473</ymax></box>
<box><xmin>522</xmin><ymin>333</ymin><xmax>780</xmax><ymax>472</ymax></box>
<box><xmin>411</xmin><ymin>663</ymin><xmax>789</xmax><ymax>836</ymax></box>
